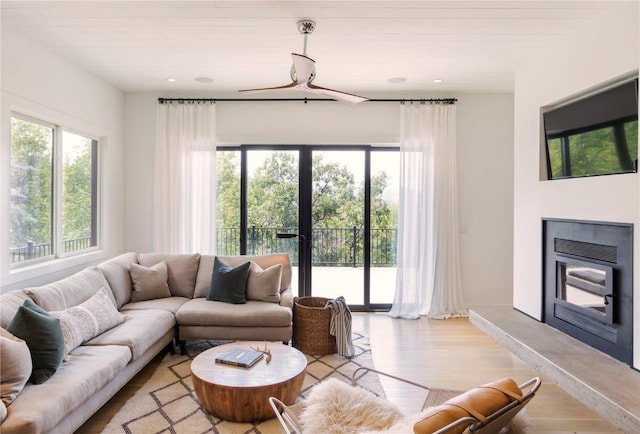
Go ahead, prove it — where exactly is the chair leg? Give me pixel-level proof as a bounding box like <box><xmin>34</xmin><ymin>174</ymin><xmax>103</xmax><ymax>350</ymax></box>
<box><xmin>180</xmin><ymin>340</ymin><xmax>187</xmax><ymax>355</ymax></box>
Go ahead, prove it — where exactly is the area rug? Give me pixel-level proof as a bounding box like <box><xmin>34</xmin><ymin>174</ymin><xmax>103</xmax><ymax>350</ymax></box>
<box><xmin>101</xmin><ymin>332</ymin><xmax>382</xmax><ymax>434</ymax></box>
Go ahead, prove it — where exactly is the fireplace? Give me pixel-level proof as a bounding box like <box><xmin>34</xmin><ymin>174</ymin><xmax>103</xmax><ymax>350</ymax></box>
<box><xmin>542</xmin><ymin>219</ymin><xmax>633</xmax><ymax>365</ymax></box>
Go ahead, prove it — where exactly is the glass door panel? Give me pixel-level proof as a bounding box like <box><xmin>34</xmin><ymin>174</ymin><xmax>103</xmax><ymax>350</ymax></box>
<box><xmin>246</xmin><ymin>150</ymin><xmax>300</xmax><ymax>294</ymax></box>
<box><xmin>311</xmin><ymin>150</ymin><xmax>364</xmax><ymax>305</ymax></box>
<box><xmin>370</xmin><ymin>151</ymin><xmax>399</xmax><ymax>304</ymax></box>
<box><xmin>216</xmin><ymin>150</ymin><xmax>241</xmax><ymax>255</ymax></box>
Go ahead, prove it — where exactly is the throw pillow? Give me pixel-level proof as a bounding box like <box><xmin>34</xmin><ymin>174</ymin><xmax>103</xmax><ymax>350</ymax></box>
<box><xmin>207</xmin><ymin>257</ymin><xmax>251</xmax><ymax>304</ymax></box>
<box><xmin>246</xmin><ymin>262</ymin><xmax>283</xmax><ymax>303</ymax></box>
<box><xmin>50</xmin><ymin>287</ymin><xmax>126</xmax><ymax>355</ymax></box>
<box><xmin>129</xmin><ymin>261</ymin><xmax>171</xmax><ymax>302</ymax></box>
<box><xmin>6</xmin><ymin>299</ymin><xmax>65</xmax><ymax>384</ymax></box>
<box><xmin>0</xmin><ymin>328</ymin><xmax>32</xmax><ymax>406</ymax></box>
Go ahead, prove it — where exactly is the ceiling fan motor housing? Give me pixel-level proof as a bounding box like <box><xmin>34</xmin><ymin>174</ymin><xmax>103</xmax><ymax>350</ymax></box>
<box><xmin>297</xmin><ymin>20</ymin><xmax>316</xmax><ymax>34</ymax></box>
<box><xmin>290</xmin><ymin>64</ymin><xmax>316</xmax><ymax>83</ymax></box>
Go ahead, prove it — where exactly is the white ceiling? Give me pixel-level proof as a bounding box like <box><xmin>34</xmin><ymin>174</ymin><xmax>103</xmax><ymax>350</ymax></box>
<box><xmin>1</xmin><ymin>1</ymin><xmax>624</xmax><ymax>95</ymax></box>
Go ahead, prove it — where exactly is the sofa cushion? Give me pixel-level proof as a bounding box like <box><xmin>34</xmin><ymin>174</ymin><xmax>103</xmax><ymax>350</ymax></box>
<box><xmin>207</xmin><ymin>257</ymin><xmax>251</xmax><ymax>304</ymax></box>
<box><xmin>7</xmin><ymin>299</ymin><xmax>65</xmax><ymax>384</ymax></box>
<box><xmin>84</xmin><ymin>309</ymin><xmax>175</xmax><ymax>360</ymax></box>
<box><xmin>50</xmin><ymin>288</ymin><xmax>125</xmax><ymax>355</ymax></box>
<box><xmin>24</xmin><ymin>266</ymin><xmax>115</xmax><ymax>311</ymax></box>
<box><xmin>246</xmin><ymin>261</ymin><xmax>282</xmax><ymax>303</ymax></box>
<box><xmin>0</xmin><ymin>344</ymin><xmax>130</xmax><ymax>434</ymax></box>
<box><xmin>129</xmin><ymin>261</ymin><xmax>171</xmax><ymax>302</ymax></box>
<box><xmin>97</xmin><ymin>252</ymin><xmax>138</xmax><ymax>308</ymax></box>
<box><xmin>120</xmin><ymin>296</ymin><xmax>190</xmax><ymax>314</ymax></box>
<box><xmin>0</xmin><ymin>289</ymin><xmax>32</xmax><ymax>329</ymax></box>
<box><xmin>138</xmin><ymin>253</ymin><xmax>201</xmax><ymax>298</ymax></box>
<box><xmin>195</xmin><ymin>253</ymin><xmax>292</xmax><ymax>298</ymax></box>
<box><xmin>176</xmin><ymin>298</ymin><xmax>292</xmax><ymax>327</ymax></box>
<box><xmin>0</xmin><ymin>329</ymin><xmax>32</xmax><ymax>406</ymax></box>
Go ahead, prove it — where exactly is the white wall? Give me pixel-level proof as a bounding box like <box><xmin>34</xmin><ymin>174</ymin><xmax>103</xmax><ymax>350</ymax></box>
<box><xmin>513</xmin><ymin>3</ymin><xmax>639</xmax><ymax>367</ymax></box>
<box><xmin>124</xmin><ymin>91</ymin><xmax>515</xmax><ymax>307</ymax></box>
<box><xmin>0</xmin><ymin>28</ymin><xmax>125</xmax><ymax>292</ymax></box>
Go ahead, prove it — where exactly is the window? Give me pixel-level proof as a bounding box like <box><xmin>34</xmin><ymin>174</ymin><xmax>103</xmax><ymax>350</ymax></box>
<box><xmin>10</xmin><ymin>114</ymin><xmax>99</xmax><ymax>266</ymax></box>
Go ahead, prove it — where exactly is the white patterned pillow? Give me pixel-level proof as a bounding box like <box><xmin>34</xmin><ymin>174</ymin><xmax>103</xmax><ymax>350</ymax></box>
<box><xmin>51</xmin><ymin>287</ymin><xmax>125</xmax><ymax>355</ymax></box>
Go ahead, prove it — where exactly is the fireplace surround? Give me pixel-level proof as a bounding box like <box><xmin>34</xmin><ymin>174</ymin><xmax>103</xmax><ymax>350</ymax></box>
<box><xmin>542</xmin><ymin>218</ymin><xmax>633</xmax><ymax>365</ymax></box>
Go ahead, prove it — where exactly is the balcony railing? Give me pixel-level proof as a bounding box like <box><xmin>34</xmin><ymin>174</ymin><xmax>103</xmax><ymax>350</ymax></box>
<box><xmin>10</xmin><ymin>237</ymin><xmax>93</xmax><ymax>264</ymax></box>
<box><xmin>218</xmin><ymin>226</ymin><xmax>397</xmax><ymax>267</ymax></box>
<box><xmin>10</xmin><ymin>228</ymin><xmax>398</xmax><ymax>267</ymax></box>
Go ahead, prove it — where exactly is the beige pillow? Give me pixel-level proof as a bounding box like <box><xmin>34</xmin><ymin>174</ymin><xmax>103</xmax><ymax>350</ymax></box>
<box><xmin>129</xmin><ymin>261</ymin><xmax>171</xmax><ymax>302</ymax></box>
<box><xmin>0</xmin><ymin>328</ymin><xmax>32</xmax><ymax>406</ymax></box>
<box><xmin>246</xmin><ymin>262</ymin><xmax>283</xmax><ymax>303</ymax></box>
<box><xmin>50</xmin><ymin>287</ymin><xmax>125</xmax><ymax>355</ymax></box>
<box><xmin>137</xmin><ymin>253</ymin><xmax>200</xmax><ymax>298</ymax></box>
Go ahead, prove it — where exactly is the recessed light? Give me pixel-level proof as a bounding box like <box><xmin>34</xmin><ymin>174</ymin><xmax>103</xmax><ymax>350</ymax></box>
<box><xmin>387</xmin><ymin>77</ymin><xmax>407</xmax><ymax>84</ymax></box>
<box><xmin>194</xmin><ymin>77</ymin><xmax>214</xmax><ymax>83</ymax></box>
<box><xmin>433</xmin><ymin>79</ymin><xmax>443</xmax><ymax>83</ymax></box>
<box><xmin>167</xmin><ymin>78</ymin><xmax>177</xmax><ymax>82</ymax></box>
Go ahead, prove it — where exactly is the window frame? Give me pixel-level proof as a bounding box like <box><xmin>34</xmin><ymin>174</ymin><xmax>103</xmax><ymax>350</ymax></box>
<box><xmin>9</xmin><ymin>112</ymin><xmax>101</xmax><ymax>269</ymax></box>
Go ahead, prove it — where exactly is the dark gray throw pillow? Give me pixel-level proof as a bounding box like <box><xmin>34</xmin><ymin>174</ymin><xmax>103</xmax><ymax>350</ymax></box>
<box><xmin>207</xmin><ymin>257</ymin><xmax>251</xmax><ymax>304</ymax></box>
<box><xmin>7</xmin><ymin>299</ymin><xmax>65</xmax><ymax>384</ymax></box>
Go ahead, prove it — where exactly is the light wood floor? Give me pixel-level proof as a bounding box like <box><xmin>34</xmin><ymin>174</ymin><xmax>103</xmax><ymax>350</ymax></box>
<box><xmin>78</xmin><ymin>313</ymin><xmax>620</xmax><ymax>433</ymax></box>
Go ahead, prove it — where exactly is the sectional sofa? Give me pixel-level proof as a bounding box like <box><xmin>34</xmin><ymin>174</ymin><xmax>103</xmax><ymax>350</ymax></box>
<box><xmin>0</xmin><ymin>252</ymin><xmax>293</xmax><ymax>434</ymax></box>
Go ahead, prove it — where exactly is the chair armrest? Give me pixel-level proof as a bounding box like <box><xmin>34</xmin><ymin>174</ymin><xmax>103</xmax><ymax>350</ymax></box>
<box><xmin>518</xmin><ymin>376</ymin><xmax>541</xmax><ymax>400</ymax></box>
<box><xmin>269</xmin><ymin>397</ymin><xmax>303</xmax><ymax>434</ymax></box>
<box><xmin>432</xmin><ymin>416</ymin><xmax>479</xmax><ymax>434</ymax></box>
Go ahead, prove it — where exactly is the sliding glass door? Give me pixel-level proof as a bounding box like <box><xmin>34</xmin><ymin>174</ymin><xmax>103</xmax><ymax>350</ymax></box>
<box><xmin>215</xmin><ymin>145</ymin><xmax>397</xmax><ymax>310</ymax></box>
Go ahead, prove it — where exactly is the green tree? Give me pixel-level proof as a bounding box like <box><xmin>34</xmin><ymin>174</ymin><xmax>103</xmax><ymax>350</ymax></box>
<box><xmin>10</xmin><ymin>118</ymin><xmax>53</xmax><ymax>251</ymax></box>
<box><xmin>62</xmin><ymin>143</ymin><xmax>92</xmax><ymax>242</ymax></box>
<box><xmin>215</xmin><ymin>151</ymin><xmax>396</xmax><ymax>263</ymax></box>
<box><xmin>248</xmin><ymin>152</ymin><xmax>299</xmax><ymax>228</ymax></box>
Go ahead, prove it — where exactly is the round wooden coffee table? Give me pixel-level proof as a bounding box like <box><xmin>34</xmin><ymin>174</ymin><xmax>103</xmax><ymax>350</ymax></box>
<box><xmin>191</xmin><ymin>341</ymin><xmax>307</xmax><ymax>422</ymax></box>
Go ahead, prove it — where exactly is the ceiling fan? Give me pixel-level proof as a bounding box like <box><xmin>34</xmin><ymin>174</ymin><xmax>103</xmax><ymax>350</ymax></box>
<box><xmin>239</xmin><ymin>20</ymin><xmax>368</xmax><ymax>105</ymax></box>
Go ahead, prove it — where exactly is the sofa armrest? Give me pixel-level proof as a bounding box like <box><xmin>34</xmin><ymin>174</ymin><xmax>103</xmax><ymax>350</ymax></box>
<box><xmin>279</xmin><ymin>287</ymin><xmax>294</xmax><ymax>309</ymax></box>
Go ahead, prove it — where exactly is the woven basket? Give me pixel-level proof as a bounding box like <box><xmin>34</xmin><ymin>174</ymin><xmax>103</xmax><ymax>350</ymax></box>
<box><xmin>292</xmin><ymin>296</ymin><xmax>336</xmax><ymax>355</ymax></box>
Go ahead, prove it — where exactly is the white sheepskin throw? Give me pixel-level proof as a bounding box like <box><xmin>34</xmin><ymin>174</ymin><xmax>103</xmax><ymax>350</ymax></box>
<box><xmin>301</xmin><ymin>378</ymin><xmax>404</xmax><ymax>434</ymax></box>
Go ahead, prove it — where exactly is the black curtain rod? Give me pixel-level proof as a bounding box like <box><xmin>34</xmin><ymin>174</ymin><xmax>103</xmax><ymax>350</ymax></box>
<box><xmin>158</xmin><ymin>97</ymin><xmax>457</xmax><ymax>104</ymax></box>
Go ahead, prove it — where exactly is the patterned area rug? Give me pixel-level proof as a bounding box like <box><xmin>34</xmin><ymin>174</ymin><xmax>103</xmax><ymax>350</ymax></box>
<box><xmin>101</xmin><ymin>332</ymin><xmax>381</xmax><ymax>434</ymax></box>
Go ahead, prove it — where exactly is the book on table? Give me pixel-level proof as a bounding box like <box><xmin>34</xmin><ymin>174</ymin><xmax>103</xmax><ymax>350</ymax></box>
<box><xmin>215</xmin><ymin>347</ymin><xmax>264</xmax><ymax>368</ymax></box>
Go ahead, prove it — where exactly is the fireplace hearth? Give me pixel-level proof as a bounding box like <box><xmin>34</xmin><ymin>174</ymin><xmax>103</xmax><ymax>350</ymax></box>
<box><xmin>542</xmin><ymin>219</ymin><xmax>633</xmax><ymax>365</ymax></box>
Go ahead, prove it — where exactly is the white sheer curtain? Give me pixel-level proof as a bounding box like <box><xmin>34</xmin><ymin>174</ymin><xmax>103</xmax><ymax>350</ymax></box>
<box><xmin>153</xmin><ymin>102</ymin><xmax>217</xmax><ymax>254</ymax></box>
<box><xmin>389</xmin><ymin>103</ymin><xmax>467</xmax><ymax>319</ymax></box>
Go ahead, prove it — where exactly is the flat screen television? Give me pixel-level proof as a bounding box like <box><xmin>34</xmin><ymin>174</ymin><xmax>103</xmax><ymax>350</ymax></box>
<box><xmin>542</xmin><ymin>77</ymin><xmax>638</xmax><ymax>180</ymax></box>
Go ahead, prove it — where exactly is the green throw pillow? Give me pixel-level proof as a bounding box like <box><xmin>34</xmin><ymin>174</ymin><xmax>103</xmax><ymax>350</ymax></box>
<box><xmin>7</xmin><ymin>299</ymin><xmax>65</xmax><ymax>384</ymax></box>
<box><xmin>207</xmin><ymin>257</ymin><xmax>251</xmax><ymax>304</ymax></box>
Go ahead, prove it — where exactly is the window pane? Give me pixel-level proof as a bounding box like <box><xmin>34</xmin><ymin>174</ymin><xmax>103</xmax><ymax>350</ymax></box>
<box><xmin>246</xmin><ymin>150</ymin><xmax>299</xmax><ymax>256</ymax></box>
<box><xmin>62</xmin><ymin>131</ymin><xmax>96</xmax><ymax>253</ymax></box>
<box><xmin>370</xmin><ymin>151</ymin><xmax>399</xmax><ymax>304</ymax></box>
<box><xmin>216</xmin><ymin>150</ymin><xmax>241</xmax><ymax>255</ymax></box>
<box><xmin>568</xmin><ymin>127</ymin><xmax>621</xmax><ymax>177</ymax></box>
<box><xmin>311</xmin><ymin>150</ymin><xmax>364</xmax><ymax>304</ymax></box>
<box><xmin>10</xmin><ymin>117</ymin><xmax>54</xmax><ymax>264</ymax></box>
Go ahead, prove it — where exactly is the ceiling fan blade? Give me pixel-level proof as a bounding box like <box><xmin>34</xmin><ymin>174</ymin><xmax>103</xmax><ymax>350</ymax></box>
<box><xmin>307</xmin><ymin>83</ymin><xmax>368</xmax><ymax>105</ymax></box>
<box><xmin>238</xmin><ymin>82</ymin><xmax>297</xmax><ymax>93</ymax></box>
<box><xmin>291</xmin><ymin>53</ymin><xmax>315</xmax><ymax>84</ymax></box>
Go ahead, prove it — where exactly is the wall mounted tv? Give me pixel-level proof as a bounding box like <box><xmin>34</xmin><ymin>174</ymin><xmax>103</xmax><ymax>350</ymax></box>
<box><xmin>542</xmin><ymin>77</ymin><xmax>638</xmax><ymax>180</ymax></box>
